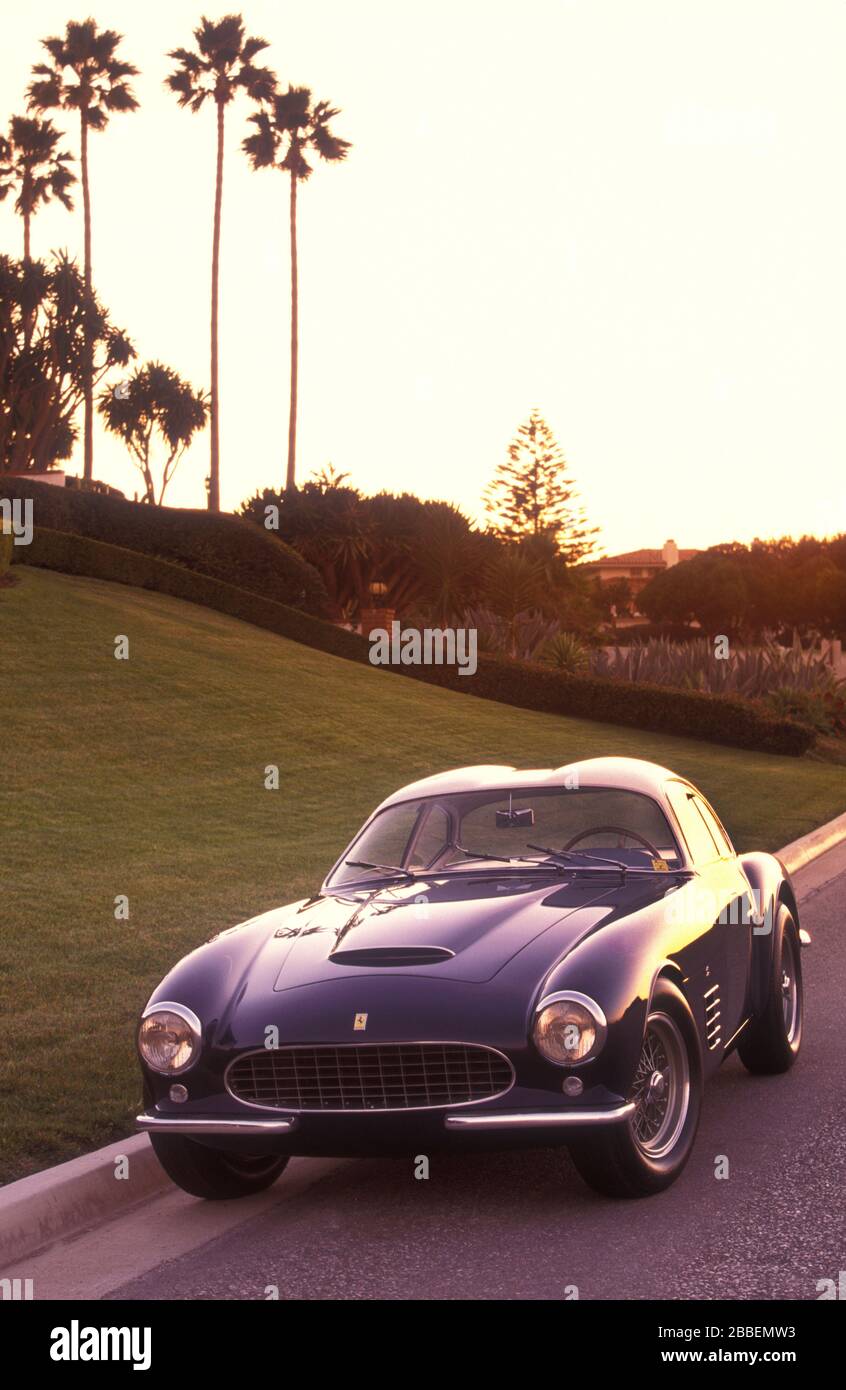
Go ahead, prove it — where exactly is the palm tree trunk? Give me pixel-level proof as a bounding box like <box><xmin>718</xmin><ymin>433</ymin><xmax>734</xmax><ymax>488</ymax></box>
<box><xmin>285</xmin><ymin>168</ymin><xmax>298</xmax><ymax>494</ymax></box>
<box><xmin>81</xmin><ymin>112</ymin><xmax>93</xmax><ymax>483</ymax></box>
<box><xmin>208</xmin><ymin>99</ymin><xmax>224</xmax><ymax>513</ymax></box>
<box><xmin>22</xmin><ymin>207</ymin><xmax>33</xmax><ymax>348</ymax></box>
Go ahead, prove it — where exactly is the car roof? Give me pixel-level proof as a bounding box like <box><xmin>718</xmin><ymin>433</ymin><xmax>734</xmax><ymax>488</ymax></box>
<box><xmin>375</xmin><ymin>756</ymin><xmax>690</xmax><ymax>811</ymax></box>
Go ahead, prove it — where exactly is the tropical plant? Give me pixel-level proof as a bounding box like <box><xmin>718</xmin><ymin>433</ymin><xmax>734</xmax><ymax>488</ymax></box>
<box><xmin>167</xmin><ymin>14</ymin><xmax>276</xmax><ymax>511</ymax></box>
<box><xmin>484</xmin><ymin>410</ymin><xmax>599</xmax><ymax>562</ymax></box>
<box><xmin>243</xmin><ymin>85</ymin><xmax>351</xmax><ymax>492</ymax></box>
<box><xmin>476</xmin><ymin>548</ymin><xmax>551</xmax><ymax>657</ymax></box>
<box><xmin>28</xmin><ymin>18</ymin><xmax>139</xmax><ymax>482</ymax></box>
<box><xmin>98</xmin><ymin>361</ymin><xmax>208</xmax><ymax>504</ymax></box>
<box><xmin>0</xmin><ymin>115</ymin><xmax>75</xmax><ymax>260</ymax></box>
<box><xmin>462</xmin><ymin>606</ymin><xmax>560</xmax><ymax>662</ymax></box>
<box><xmin>590</xmin><ymin>636</ymin><xmax>844</xmax><ymax>702</ymax></box>
<box><xmin>762</xmin><ymin>687</ymin><xmax>839</xmax><ymax>735</ymax></box>
<box><xmin>0</xmin><ymin>252</ymin><xmax>134</xmax><ymax>474</ymax></box>
<box><xmin>538</xmin><ymin>631</ymin><xmax>590</xmax><ymax>674</ymax></box>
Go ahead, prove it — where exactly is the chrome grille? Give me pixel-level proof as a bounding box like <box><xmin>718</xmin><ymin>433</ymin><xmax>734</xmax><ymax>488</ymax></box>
<box><xmin>226</xmin><ymin>1043</ymin><xmax>515</xmax><ymax>1112</ymax></box>
<box><xmin>704</xmin><ymin>983</ymin><xmax>721</xmax><ymax>1050</ymax></box>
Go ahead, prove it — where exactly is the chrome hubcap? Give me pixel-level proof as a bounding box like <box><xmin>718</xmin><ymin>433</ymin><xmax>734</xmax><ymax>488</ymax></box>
<box><xmin>631</xmin><ymin>1012</ymin><xmax>690</xmax><ymax>1159</ymax></box>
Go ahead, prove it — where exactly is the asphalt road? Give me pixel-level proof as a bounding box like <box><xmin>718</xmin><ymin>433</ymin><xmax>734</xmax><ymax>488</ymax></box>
<box><xmin>21</xmin><ymin>843</ymin><xmax>846</xmax><ymax>1301</ymax></box>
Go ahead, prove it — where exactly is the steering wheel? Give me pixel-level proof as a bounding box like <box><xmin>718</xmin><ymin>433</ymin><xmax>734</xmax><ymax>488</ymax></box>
<box><xmin>563</xmin><ymin>824</ymin><xmax>661</xmax><ymax>856</ymax></box>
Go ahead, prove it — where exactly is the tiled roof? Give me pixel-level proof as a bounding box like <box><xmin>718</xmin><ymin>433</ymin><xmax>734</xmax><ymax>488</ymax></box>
<box><xmin>585</xmin><ymin>548</ymin><xmax>699</xmax><ymax>567</ymax></box>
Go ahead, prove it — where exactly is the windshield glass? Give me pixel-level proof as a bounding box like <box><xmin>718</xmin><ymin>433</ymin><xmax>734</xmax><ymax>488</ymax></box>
<box><xmin>328</xmin><ymin>786</ymin><xmax>682</xmax><ymax>887</ymax></box>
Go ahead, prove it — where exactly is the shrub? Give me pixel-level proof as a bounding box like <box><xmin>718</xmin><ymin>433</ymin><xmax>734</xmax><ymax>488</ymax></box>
<box><xmin>16</xmin><ymin>528</ymin><xmax>362</xmax><ymax>658</ymax></box>
<box><xmin>591</xmin><ymin>636</ymin><xmax>843</xmax><ymax>700</ymax></box>
<box><xmin>461</xmin><ymin>606</ymin><xmax>559</xmax><ymax>661</ymax></box>
<box><xmin>538</xmin><ymin>632</ymin><xmax>590</xmax><ymax>674</ymax></box>
<box><xmin>617</xmin><ymin>622</ymin><xmax>701</xmax><ymax>645</ymax></box>
<box><xmin>764</xmin><ymin>687</ymin><xmax>846</xmax><ymax>736</ymax></box>
<box><xmin>16</xmin><ymin>528</ymin><xmax>815</xmax><ymax>756</ymax></box>
<box><xmin>0</xmin><ymin>477</ymin><xmax>327</xmax><ymax>614</ymax></box>
<box><xmin>0</xmin><ymin>529</ymin><xmax>12</xmax><ymax>580</ymax></box>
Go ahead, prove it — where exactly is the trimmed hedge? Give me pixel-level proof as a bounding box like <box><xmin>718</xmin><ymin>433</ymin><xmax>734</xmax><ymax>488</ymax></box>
<box><xmin>16</xmin><ymin>527</ymin><xmax>364</xmax><ymax>657</ymax></box>
<box><xmin>0</xmin><ymin>476</ymin><xmax>327</xmax><ymax>615</ymax></box>
<box><xmin>15</xmin><ymin>527</ymin><xmax>815</xmax><ymax>757</ymax></box>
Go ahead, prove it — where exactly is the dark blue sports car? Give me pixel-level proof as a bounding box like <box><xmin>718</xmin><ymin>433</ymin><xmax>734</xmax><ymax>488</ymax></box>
<box><xmin>136</xmin><ymin>757</ymin><xmax>806</xmax><ymax>1199</ymax></box>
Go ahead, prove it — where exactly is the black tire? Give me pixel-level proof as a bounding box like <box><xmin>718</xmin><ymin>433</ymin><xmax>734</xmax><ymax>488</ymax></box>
<box><xmin>738</xmin><ymin>902</ymin><xmax>803</xmax><ymax>1075</ymax></box>
<box><xmin>150</xmin><ymin>1133</ymin><xmax>290</xmax><ymax>1200</ymax></box>
<box><xmin>568</xmin><ymin>979</ymin><xmax>702</xmax><ymax>1199</ymax></box>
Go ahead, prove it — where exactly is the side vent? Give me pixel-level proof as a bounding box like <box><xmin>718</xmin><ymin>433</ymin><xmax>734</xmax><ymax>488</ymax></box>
<box><xmin>704</xmin><ymin>982</ymin><xmax>721</xmax><ymax>1050</ymax></box>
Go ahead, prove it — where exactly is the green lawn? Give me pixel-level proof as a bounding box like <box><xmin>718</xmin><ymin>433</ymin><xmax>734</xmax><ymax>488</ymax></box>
<box><xmin>3</xmin><ymin>567</ymin><xmax>845</xmax><ymax>1184</ymax></box>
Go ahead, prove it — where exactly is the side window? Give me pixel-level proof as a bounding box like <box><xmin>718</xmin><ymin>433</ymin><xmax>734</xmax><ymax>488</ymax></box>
<box><xmin>409</xmin><ymin>805</ymin><xmax>450</xmax><ymax>869</ymax></box>
<box><xmin>693</xmin><ymin>796</ymin><xmax>733</xmax><ymax>858</ymax></box>
<box><xmin>665</xmin><ymin>784</ymin><xmax>721</xmax><ymax>865</ymax></box>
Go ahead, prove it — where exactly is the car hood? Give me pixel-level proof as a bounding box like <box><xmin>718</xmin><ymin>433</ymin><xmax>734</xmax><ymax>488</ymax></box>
<box><xmin>269</xmin><ymin>874</ymin><xmax>621</xmax><ymax>988</ymax></box>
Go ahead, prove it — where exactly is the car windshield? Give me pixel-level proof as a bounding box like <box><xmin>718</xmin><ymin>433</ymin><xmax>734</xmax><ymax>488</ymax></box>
<box><xmin>328</xmin><ymin>786</ymin><xmax>683</xmax><ymax>887</ymax></box>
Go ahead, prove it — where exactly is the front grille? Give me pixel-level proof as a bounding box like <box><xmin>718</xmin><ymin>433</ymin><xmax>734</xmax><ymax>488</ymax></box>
<box><xmin>226</xmin><ymin>1043</ymin><xmax>515</xmax><ymax>1112</ymax></box>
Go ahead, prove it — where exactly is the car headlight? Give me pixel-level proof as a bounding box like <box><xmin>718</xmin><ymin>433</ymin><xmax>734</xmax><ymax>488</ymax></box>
<box><xmin>138</xmin><ymin>1002</ymin><xmax>202</xmax><ymax>1075</ymax></box>
<box><xmin>533</xmin><ymin>991</ymin><xmax>607</xmax><ymax>1066</ymax></box>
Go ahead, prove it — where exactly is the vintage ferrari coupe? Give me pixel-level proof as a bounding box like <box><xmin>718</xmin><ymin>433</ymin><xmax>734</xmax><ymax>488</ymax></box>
<box><xmin>136</xmin><ymin>757</ymin><xmax>806</xmax><ymax>1199</ymax></box>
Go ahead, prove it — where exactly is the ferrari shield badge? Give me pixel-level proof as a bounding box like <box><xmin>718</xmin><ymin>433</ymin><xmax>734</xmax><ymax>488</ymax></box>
<box><xmin>354</xmin><ymin>1012</ymin><xmax>368</xmax><ymax>1031</ymax></box>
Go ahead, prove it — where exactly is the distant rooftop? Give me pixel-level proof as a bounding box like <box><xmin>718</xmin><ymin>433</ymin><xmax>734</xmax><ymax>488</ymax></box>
<box><xmin>588</xmin><ymin>547</ymin><xmax>699</xmax><ymax>566</ymax></box>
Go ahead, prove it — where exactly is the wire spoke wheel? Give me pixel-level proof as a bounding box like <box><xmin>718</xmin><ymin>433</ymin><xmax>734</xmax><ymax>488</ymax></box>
<box><xmin>630</xmin><ymin>1011</ymin><xmax>690</xmax><ymax>1159</ymax></box>
<box><xmin>781</xmin><ymin>932</ymin><xmax>800</xmax><ymax>1044</ymax></box>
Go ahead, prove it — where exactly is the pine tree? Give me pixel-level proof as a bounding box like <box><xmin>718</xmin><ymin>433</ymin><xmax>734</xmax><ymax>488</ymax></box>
<box><xmin>483</xmin><ymin>410</ymin><xmax>599</xmax><ymax>562</ymax></box>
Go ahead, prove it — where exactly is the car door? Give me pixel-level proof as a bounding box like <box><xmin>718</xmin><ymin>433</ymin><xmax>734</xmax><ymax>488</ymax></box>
<box><xmin>665</xmin><ymin>782</ymin><xmax>752</xmax><ymax>1052</ymax></box>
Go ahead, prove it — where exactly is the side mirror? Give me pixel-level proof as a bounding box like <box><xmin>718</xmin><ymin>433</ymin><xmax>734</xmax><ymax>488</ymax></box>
<box><xmin>496</xmin><ymin>808</ymin><xmax>535</xmax><ymax>828</ymax></box>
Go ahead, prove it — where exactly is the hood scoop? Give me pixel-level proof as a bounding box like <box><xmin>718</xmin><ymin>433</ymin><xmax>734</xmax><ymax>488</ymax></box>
<box><xmin>329</xmin><ymin>945</ymin><xmax>455</xmax><ymax>968</ymax></box>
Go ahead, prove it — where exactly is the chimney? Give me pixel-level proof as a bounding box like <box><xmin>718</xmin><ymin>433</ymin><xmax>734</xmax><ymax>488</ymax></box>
<box><xmin>663</xmin><ymin>538</ymin><xmax>679</xmax><ymax>568</ymax></box>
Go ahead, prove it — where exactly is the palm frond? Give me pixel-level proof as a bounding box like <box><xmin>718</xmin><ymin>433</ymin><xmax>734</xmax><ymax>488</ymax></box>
<box><xmin>103</xmin><ymin>85</ymin><xmax>139</xmax><ymax>113</ymax></box>
<box><xmin>242</xmin><ymin>36</ymin><xmax>270</xmax><ymax>61</ymax></box>
<box><xmin>27</xmin><ymin>77</ymin><xmax>62</xmax><ymax>111</ymax></box>
<box><xmin>312</xmin><ymin>127</ymin><xmax>351</xmax><ymax>162</ymax></box>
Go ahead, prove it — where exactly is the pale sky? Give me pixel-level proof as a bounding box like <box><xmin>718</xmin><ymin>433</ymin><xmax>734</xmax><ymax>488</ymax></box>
<box><xmin>3</xmin><ymin>0</ymin><xmax>845</xmax><ymax>554</ymax></box>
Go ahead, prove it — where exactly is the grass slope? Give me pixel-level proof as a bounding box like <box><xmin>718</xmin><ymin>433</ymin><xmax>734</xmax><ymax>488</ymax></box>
<box><xmin>3</xmin><ymin>567</ymin><xmax>845</xmax><ymax>1183</ymax></box>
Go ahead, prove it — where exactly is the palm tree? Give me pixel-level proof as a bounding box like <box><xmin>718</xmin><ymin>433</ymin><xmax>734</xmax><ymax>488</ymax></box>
<box><xmin>27</xmin><ymin>19</ymin><xmax>139</xmax><ymax>483</ymax></box>
<box><xmin>0</xmin><ymin>115</ymin><xmax>75</xmax><ymax>261</ymax></box>
<box><xmin>244</xmin><ymin>86</ymin><xmax>350</xmax><ymax>493</ymax></box>
<box><xmin>167</xmin><ymin>15</ymin><xmax>276</xmax><ymax>512</ymax></box>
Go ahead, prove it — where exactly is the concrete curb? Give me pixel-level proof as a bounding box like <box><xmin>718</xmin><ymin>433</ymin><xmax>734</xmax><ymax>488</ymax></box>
<box><xmin>0</xmin><ymin>1135</ymin><xmax>165</xmax><ymax>1271</ymax></box>
<box><xmin>2</xmin><ymin>804</ymin><xmax>846</xmax><ymax>1270</ymax></box>
<box><xmin>777</xmin><ymin>808</ymin><xmax>846</xmax><ymax>877</ymax></box>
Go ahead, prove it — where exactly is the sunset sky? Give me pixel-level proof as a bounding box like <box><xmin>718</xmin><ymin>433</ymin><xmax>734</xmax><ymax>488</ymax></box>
<box><xmin>3</xmin><ymin>0</ymin><xmax>845</xmax><ymax>554</ymax></box>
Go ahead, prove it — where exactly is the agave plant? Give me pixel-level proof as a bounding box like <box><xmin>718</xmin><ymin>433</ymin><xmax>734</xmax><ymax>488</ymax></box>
<box><xmin>461</xmin><ymin>607</ymin><xmax>559</xmax><ymax>662</ymax></box>
<box><xmin>538</xmin><ymin>631</ymin><xmax>590</xmax><ymax>675</ymax></box>
<box><xmin>590</xmin><ymin>636</ymin><xmax>843</xmax><ymax>700</ymax></box>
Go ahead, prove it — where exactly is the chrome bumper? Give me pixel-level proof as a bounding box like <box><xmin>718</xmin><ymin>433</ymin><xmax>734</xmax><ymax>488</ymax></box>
<box><xmin>444</xmin><ymin>1103</ymin><xmax>635</xmax><ymax>1131</ymax></box>
<box><xmin>137</xmin><ymin>1103</ymin><xmax>634</xmax><ymax>1138</ymax></box>
<box><xmin>136</xmin><ymin>1114</ymin><xmax>298</xmax><ymax>1137</ymax></box>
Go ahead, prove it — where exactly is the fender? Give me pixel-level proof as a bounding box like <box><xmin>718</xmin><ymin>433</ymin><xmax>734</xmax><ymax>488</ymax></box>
<box><xmin>737</xmin><ymin>851</ymin><xmax>800</xmax><ymax>1019</ymax></box>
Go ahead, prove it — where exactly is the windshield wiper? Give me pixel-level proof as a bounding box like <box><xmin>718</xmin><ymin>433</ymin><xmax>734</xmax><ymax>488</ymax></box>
<box><xmin>443</xmin><ymin>845</ymin><xmax>541</xmax><ymax>869</ymax></box>
<box><xmin>344</xmin><ymin>859</ymin><xmax>418</xmax><ymax>880</ymax></box>
<box><xmin>527</xmin><ymin>843</ymin><xmax>630</xmax><ymax>875</ymax></box>
<box><xmin>526</xmin><ymin>844</ymin><xmax>689</xmax><ymax>879</ymax></box>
